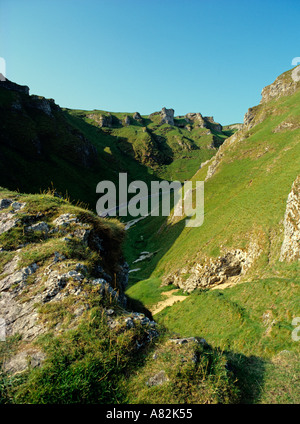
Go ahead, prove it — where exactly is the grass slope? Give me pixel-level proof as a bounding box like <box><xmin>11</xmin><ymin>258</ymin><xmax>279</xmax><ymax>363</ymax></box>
<box><xmin>124</xmin><ymin>68</ymin><xmax>300</xmax><ymax>403</ymax></box>
<box><xmin>67</xmin><ymin>108</ymin><xmax>229</xmax><ymax>182</ymax></box>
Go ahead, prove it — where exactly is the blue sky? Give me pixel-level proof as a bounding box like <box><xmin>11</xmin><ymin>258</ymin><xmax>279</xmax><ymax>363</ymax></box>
<box><xmin>1</xmin><ymin>0</ymin><xmax>300</xmax><ymax>124</ymax></box>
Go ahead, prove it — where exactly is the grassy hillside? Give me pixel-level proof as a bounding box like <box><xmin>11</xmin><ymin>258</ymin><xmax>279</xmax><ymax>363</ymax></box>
<box><xmin>125</xmin><ymin>67</ymin><xmax>300</xmax><ymax>283</ymax></box>
<box><xmin>124</xmin><ymin>68</ymin><xmax>300</xmax><ymax>403</ymax></box>
<box><xmin>67</xmin><ymin>108</ymin><xmax>229</xmax><ymax>182</ymax></box>
<box><xmin>157</xmin><ymin>278</ymin><xmax>300</xmax><ymax>404</ymax></box>
<box><xmin>0</xmin><ymin>68</ymin><xmax>299</xmax><ymax>404</ymax></box>
<box><xmin>0</xmin><ymin>83</ymin><xmax>231</xmax><ymax>216</ymax></box>
<box><xmin>0</xmin><ymin>88</ymin><xmax>155</xmax><ymax>209</ymax></box>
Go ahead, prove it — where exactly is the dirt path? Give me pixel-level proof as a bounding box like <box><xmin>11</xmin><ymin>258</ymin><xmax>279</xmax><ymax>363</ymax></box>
<box><xmin>151</xmin><ymin>289</ymin><xmax>188</xmax><ymax>315</ymax></box>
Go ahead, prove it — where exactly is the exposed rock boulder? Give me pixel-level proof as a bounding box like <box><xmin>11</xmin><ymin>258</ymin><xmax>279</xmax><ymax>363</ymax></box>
<box><xmin>123</xmin><ymin>115</ymin><xmax>131</xmax><ymax>126</ymax></box>
<box><xmin>133</xmin><ymin>112</ymin><xmax>142</xmax><ymax>121</ymax></box>
<box><xmin>169</xmin><ymin>337</ymin><xmax>207</xmax><ymax>346</ymax></box>
<box><xmin>52</xmin><ymin>213</ymin><xmax>78</xmax><ymax>227</ymax></box>
<box><xmin>244</xmin><ymin>107</ymin><xmax>256</xmax><ymax>129</ymax></box>
<box><xmin>26</xmin><ymin>221</ymin><xmax>49</xmax><ymax>233</ymax></box>
<box><xmin>185</xmin><ymin>112</ymin><xmax>207</xmax><ymax>128</ymax></box>
<box><xmin>87</xmin><ymin>113</ymin><xmax>113</xmax><ymax>128</ymax></box>
<box><xmin>0</xmin><ymin>257</ymin><xmax>43</xmax><ymax>342</ymax></box>
<box><xmin>146</xmin><ymin>370</ymin><xmax>169</xmax><ymax>387</ymax></box>
<box><xmin>0</xmin><ymin>199</ymin><xmax>13</xmax><ymax>210</ymax></box>
<box><xmin>0</xmin><ymin>192</ymin><xmax>161</xmax><ymax>376</ymax></box>
<box><xmin>280</xmin><ymin>176</ymin><xmax>300</xmax><ymax>261</ymax></box>
<box><xmin>3</xmin><ymin>349</ymin><xmax>46</xmax><ymax>375</ymax></box>
<box><xmin>204</xmin><ymin>116</ymin><xmax>223</xmax><ymax>132</ymax></box>
<box><xmin>160</xmin><ymin>107</ymin><xmax>174</xmax><ymax>125</ymax></box>
<box><xmin>0</xmin><ymin>213</ymin><xmax>19</xmax><ymax>235</ymax></box>
<box><xmin>0</xmin><ymin>198</ymin><xmax>26</xmax><ymax>235</ymax></box>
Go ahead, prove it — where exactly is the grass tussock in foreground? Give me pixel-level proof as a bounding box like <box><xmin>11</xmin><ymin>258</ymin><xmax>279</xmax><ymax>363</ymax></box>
<box><xmin>0</xmin><ymin>320</ymin><xmax>239</xmax><ymax>404</ymax></box>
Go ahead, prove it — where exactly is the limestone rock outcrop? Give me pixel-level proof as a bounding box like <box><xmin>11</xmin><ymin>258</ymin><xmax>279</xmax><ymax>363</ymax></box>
<box><xmin>162</xmin><ymin>243</ymin><xmax>261</xmax><ymax>293</ymax></box>
<box><xmin>123</xmin><ymin>115</ymin><xmax>131</xmax><ymax>126</ymax></box>
<box><xmin>0</xmin><ymin>192</ymin><xmax>159</xmax><ymax>375</ymax></box>
<box><xmin>160</xmin><ymin>107</ymin><xmax>174</xmax><ymax>125</ymax></box>
<box><xmin>261</xmin><ymin>66</ymin><xmax>299</xmax><ymax>104</ymax></box>
<box><xmin>204</xmin><ymin>116</ymin><xmax>223</xmax><ymax>132</ymax></box>
<box><xmin>87</xmin><ymin>113</ymin><xmax>113</xmax><ymax>128</ymax></box>
<box><xmin>244</xmin><ymin>107</ymin><xmax>257</xmax><ymax>129</ymax></box>
<box><xmin>280</xmin><ymin>176</ymin><xmax>300</xmax><ymax>261</ymax></box>
<box><xmin>226</xmin><ymin>123</ymin><xmax>244</xmax><ymax>131</ymax></box>
<box><xmin>133</xmin><ymin>112</ymin><xmax>142</xmax><ymax>121</ymax></box>
<box><xmin>185</xmin><ymin>112</ymin><xmax>207</xmax><ymax>128</ymax></box>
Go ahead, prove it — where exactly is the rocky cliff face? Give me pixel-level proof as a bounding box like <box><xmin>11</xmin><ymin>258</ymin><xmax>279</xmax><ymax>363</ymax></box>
<box><xmin>260</xmin><ymin>66</ymin><xmax>300</xmax><ymax>104</ymax></box>
<box><xmin>244</xmin><ymin>67</ymin><xmax>300</xmax><ymax>129</ymax></box>
<box><xmin>280</xmin><ymin>176</ymin><xmax>300</xmax><ymax>262</ymax></box>
<box><xmin>207</xmin><ymin>67</ymin><xmax>300</xmax><ymax>182</ymax></box>
<box><xmin>162</xmin><ymin>242</ymin><xmax>262</xmax><ymax>292</ymax></box>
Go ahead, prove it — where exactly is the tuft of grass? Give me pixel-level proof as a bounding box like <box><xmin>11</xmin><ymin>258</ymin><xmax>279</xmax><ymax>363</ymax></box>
<box><xmin>124</xmin><ymin>335</ymin><xmax>239</xmax><ymax>404</ymax></box>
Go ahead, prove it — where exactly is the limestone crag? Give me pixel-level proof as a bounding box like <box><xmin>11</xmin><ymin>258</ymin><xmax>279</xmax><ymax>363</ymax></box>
<box><xmin>204</xmin><ymin>116</ymin><xmax>223</xmax><ymax>132</ymax></box>
<box><xmin>133</xmin><ymin>112</ymin><xmax>142</xmax><ymax>121</ymax></box>
<box><xmin>185</xmin><ymin>112</ymin><xmax>207</xmax><ymax>128</ymax></box>
<box><xmin>27</xmin><ymin>95</ymin><xmax>55</xmax><ymax>116</ymax></box>
<box><xmin>260</xmin><ymin>66</ymin><xmax>300</xmax><ymax>104</ymax></box>
<box><xmin>87</xmin><ymin>113</ymin><xmax>113</xmax><ymax>128</ymax></box>
<box><xmin>225</xmin><ymin>123</ymin><xmax>244</xmax><ymax>131</ymax></box>
<box><xmin>160</xmin><ymin>107</ymin><xmax>174</xmax><ymax>125</ymax></box>
<box><xmin>162</xmin><ymin>243</ymin><xmax>261</xmax><ymax>293</ymax></box>
<box><xmin>183</xmin><ymin>113</ymin><xmax>223</xmax><ymax>132</ymax></box>
<box><xmin>243</xmin><ymin>108</ymin><xmax>256</xmax><ymax>128</ymax></box>
<box><xmin>280</xmin><ymin>176</ymin><xmax>300</xmax><ymax>261</ymax></box>
<box><xmin>0</xmin><ymin>194</ymin><xmax>158</xmax><ymax>375</ymax></box>
<box><xmin>123</xmin><ymin>115</ymin><xmax>131</xmax><ymax>126</ymax></box>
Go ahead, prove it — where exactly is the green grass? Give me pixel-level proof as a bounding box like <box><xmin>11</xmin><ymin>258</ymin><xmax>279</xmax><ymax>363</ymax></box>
<box><xmin>156</xmin><ymin>277</ymin><xmax>300</xmax><ymax>403</ymax></box>
<box><xmin>124</xmin><ymin>334</ymin><xmax>239</xmax><ymax>404</ymax></box>
<box><xmin>0</xmin><ymin>188</ymin><xmax>239</xmax><ymax>405</ymax></box>
<box><xmin>126</xmin><ymin>87</ymin><xmax>300</xmax><ymax>281</ymax></box>
<box><xmin>0</xmin><ymin>189</ymin><xmax>125</xmax><ymax>274</ymax></box>
<box><xmin>1</xmin><ymin>68</ymin><xmax>300</xmax><ymax>404</ymax></box>
<box><xmin>1</xmin><ymin>308</ymin><xmax>145</xmax><ymax>404</ymax></box>
<box><xmin>122</xmin><ymin>69</ymin><xmax>300</xmax><ymax>404</ymax></box>
<box><xmin>156</xmin><ymin>278</ymin><xmax>299</xmax><ymax>356</ymax></box>
<box><xmin>67</xmin><ymin>107</ymin><xmax>229</xmax><ymax>182</ymax></box>
<box><xmin>126</xmin><ymin>277</ymin><xmax>177</xmax><ymax>309</ymax></box>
